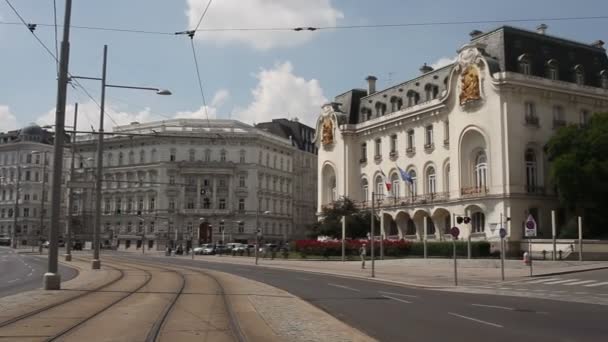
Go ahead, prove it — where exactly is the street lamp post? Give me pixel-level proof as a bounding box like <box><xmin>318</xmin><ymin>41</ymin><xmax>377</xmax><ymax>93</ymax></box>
<box><xmin>69</xmin><ymin>44</ymin><xmax>171</xmax><ymax>270</ymax></box>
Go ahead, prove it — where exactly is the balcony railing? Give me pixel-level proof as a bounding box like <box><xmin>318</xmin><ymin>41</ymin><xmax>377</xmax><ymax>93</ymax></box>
<box><xmin>359</xmin><ymin>157</ymin><xmax>367</xmax><ymax>164</ymax></box>
<box><xmin>389</xmin><ymin>151</ymin><xmax>398</xmax><ymax>159</ymax></box>
<box><xmin>525</xmin><ymin>114</ymin><xmax>540</xmax><ymax>127</ymax></box>
<box><xmin>406</xmin><ymin>147</ymin><xmax>415</xmax><ymax>155</ymax></box>
<box><xmin>553</xmin><ymin>119</ymin><xmax>567</xmax><ymax>129</ymax></box>
<box><xmin>374</xmin><ymin>154</ymin><xmax>382</xmax><ymax>161</ymax></box>
<box><xmin>460</xmin><ymin>186</ymin><xmax>489</xmax><ymax>197</ymax></box>
<box><xmin>424</xmin><ymin>143</ymin><xmax>435</xmax><ymax>152</ymax></box>
<box><xmin>526</xmin><ymin>185</ymin><xmax>545</xmax><ymax>195</ymax></box>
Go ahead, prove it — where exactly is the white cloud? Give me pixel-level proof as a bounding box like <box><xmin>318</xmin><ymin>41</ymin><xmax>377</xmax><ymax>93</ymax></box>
<box><xmin>430</xmin><ymin>56</ymin><xmax>457</xmax><ymax>70</ymax></box>
<box><xmin>234</xmin><ymin>61</ymin><xmax>327</xmax><ymax>126</ymax></box>
<box><xmin>186</xmin><ymin>0</ymin><xmax>343</xmax><ymax>50</ymax></box>
<box><xmin>211</xmin><ymin>89</ymin><xmax>230</xmax><ymax>107</ymax></box>
<box><xmin>0</xmin><ymin>105</ymin><xmax>19</xmax><ymax>132</ymax></box>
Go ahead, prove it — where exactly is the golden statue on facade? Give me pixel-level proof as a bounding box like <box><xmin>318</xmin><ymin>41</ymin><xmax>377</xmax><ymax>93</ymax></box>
<box><xmin>459</xmin><ymin>65</ymin><xmax>481</xmax><ymax>105</ymax></box>
<box><xmin>321</xmin><ymin>117</ymin><xmax>334</xmax><ymax>146</ymax></box>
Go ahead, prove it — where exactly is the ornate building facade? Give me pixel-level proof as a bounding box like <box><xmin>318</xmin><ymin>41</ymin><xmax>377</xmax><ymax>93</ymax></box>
<box><xmin>315</xmin><ymin>25</ymin><xmax>608</xmax><ymax>246</ymax></box>
<box><xmin>72</xmin><ymin>119</ymin><xmax>304</xmax><ymax>250</ymax></box>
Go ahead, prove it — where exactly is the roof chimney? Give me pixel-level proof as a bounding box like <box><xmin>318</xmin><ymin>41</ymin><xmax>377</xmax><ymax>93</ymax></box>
<box><xmin>469</xmin><ymin>30</ymin><xmax>483</xmax><ymax>39</ymax></box>
<box><xmin>591</xmin><ymin>40</ymin><xmax>605</xmax><ymax>50</ymax></box>
<box><xmin>365</xmin><ymin>75</ymin><xmax>377</xmax><ymax>95</ymax></box>
<box><xmin>419</xmin><ymin>63</ymin><xmax>434</xmax><ymax>74</ymax></box>
<box><xmin>537</xmin><ymin>24</ymin><xmax>548</xmax><ymax>35</ymax></box>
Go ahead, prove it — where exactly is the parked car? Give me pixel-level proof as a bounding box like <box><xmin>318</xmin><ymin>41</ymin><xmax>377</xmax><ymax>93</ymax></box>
<box><xmin>193</xmin><ymin>246</ymin><xmax>206</xmax><ymax>255</ymax></box>
<box><xmin>259</xmin><ymin>243</ymin><xmax>277</xmax><ymax>252</ymax></box>
<box><xmin>201</xmin><ymin>244</ymin><xmax>215</xmax><ymax>255</ymax></box>
<box><xmin>231</xmin><ymin>243</ymin><xmax>246</xmax><ymax>252</ymax></box>
<box><xmin>42</xmin><ymin>241</ymin><xmax>50</xmax><ymax>248</ymax></box>
<box><xmin>215</xmin><ymin>244</ymin><xmax>229</xmax><ymax>254</ymax></box>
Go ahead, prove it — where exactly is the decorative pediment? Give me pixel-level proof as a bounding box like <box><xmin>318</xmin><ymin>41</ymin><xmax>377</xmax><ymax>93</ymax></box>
<box><xmin>455</xmin><ymin>43</ymin><xmax>487</xmax><ymax>107</ymax></box>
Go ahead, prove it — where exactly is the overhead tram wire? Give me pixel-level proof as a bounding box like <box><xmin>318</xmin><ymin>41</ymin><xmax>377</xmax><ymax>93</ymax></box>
<box><xmin>3</xmin><ymin>0</ymin><xmax>120</xmax><ymax>128</ymax></box>
<box><xmin>52</xmin><ymin>0</ymin><xmax>59</xmax><ymax>76</ymax></box>
<box><xmin>193</xmin><ymin>0</ymin><xmax>213</xmax><ymax>32</ymax></box>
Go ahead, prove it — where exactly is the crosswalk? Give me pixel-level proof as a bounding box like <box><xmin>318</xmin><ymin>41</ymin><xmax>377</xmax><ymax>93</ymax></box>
<box><xmin>510</xmin><ymin>277</ymin><xmax>608</xmax><ymax>288</ymax></box>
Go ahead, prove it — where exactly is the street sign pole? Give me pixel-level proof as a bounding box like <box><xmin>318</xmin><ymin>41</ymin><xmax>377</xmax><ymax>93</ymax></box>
<box><xmin>551</xmin><ymin>210</ymin><xmax>557</xmax><ymax>261</ymax></box>
<box><xmin>578</xmin><ymin>216</ymin><xmax>583</xmax><ymax>262</ymax></box>
<box><xmin>450</xmin><ymin>226</ymin><xmax>460</xmax><ymax>286</ymax></box>
<box><xmin>500</xmin><ymin>237</ymin><xmax>505</xmax><ymax>281</ymax></box>
<box><xmin>529</xmin><ymin>238</ymin><xmax>533</xmax><ymax>277</ymax></box>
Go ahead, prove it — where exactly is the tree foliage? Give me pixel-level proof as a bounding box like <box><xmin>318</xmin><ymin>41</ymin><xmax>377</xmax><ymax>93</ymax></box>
<box><xmin>546</xmin><ymin>112</ymin><xmax>608</xmax><ymax>237</ymax></box>
<box><xmin>308</xmin><ymin>197</ymin><xmax>379</xmax><ymax>239</ymax></box>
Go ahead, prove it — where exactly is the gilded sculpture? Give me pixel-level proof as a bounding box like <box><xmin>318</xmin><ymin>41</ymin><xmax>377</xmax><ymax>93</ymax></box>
<box><xmin>459</xmin><ymin>65</ymin><xmax>481</xmax><ymax>105</ymax></box>
<box><xmin>321</xmin><ymin>117</ymin><xmax>334</xmax><ymax>146</ymax></box>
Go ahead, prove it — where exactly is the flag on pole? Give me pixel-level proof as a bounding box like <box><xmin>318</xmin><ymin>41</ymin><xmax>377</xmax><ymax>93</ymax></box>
<box><xmin>379</xmin><ymin>170</ymin><xmax>392</xmax><ymax>192</ymax></box>
<box><xmin>397</xmin><ymin>166</ymin><xmax>413</xmax><ymax>184</ymax></box>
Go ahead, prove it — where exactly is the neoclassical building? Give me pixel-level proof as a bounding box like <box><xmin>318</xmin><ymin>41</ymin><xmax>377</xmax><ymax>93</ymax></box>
<box><xmin>315</xmin><ymin>25</ymin><xmax>608</xmax><ymax>245</ymax></box>
<box><xmin>72</xmin><ymin>119</ymin><xmax>310</xmax><ymax>250</ymax></box>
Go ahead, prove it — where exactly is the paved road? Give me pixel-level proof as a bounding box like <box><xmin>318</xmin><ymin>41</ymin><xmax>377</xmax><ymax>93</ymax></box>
<box><xmin>118</xmin><ymin>253</ymin><xmax>608</xmax><ymax>342</ymax></box>
<box><xmin>0</xmin><ymin>247</ymin><xmax>78</xmax><ymax>298</ymax></box>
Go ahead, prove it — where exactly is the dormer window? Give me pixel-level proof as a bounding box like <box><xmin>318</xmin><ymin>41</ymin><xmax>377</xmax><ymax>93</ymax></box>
<box><xmin>390</xmin><ymin>96</ymin><xmax>403</xmax><ymax>112</ymax></box>
<box><xmin>546</xmin><ymin>59</ymin><xmax>559</xmax><ymax>80</ymax></box>
<box><xmin>406</xmin><ymin>90</ymin><xmax>420</xmax><ymax>107</ymax></box>
<box><xmin>518</xmin><ymin>54</ymin><xmax>532</xmax><ymax>75</ymax></box>
<box><xmin>424</xmin><ymin>84</ymin><xmax>439</xmax><ymax>101</ymax></box>
<box><xmin>573</xmin><ymin>65</ymin><xmax>585</xmax><ymax>85</ymax></box>
<box><xmin>375</xmin><ymin>102</ymin><xmax>386</xmax><ymax>117</ymax></box>
<box><xmin>600</xmin><ymin>70</ymin><xmax>608</xmax><ymax>89</ymax></box>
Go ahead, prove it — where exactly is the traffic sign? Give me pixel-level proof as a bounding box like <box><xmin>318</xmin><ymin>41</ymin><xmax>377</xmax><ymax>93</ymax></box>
<box><xmin>499</xmin><ymin>228</ymin><xmax>507</xmax><ymax>239</ymax></box>
<box><xmin>525</xmin><ymin>214</ymin><xmax>537</xmax><ymax>237</ymax></box>
<box><xmin>450</xmin><ymin>226</ymin><xmax>460</xmax><ymax>239</ymax></box>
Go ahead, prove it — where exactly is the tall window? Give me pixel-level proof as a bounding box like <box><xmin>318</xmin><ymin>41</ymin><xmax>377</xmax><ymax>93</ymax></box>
<box><xmin>116</xmin><ymin>198</ymin><xmax>122</xmax><ymax>214</ymax></box>
<box><xmin>474</xmin><ymin>151</ymin><xmax>488</xmax><ymax>189</ymax></box>
<box><xmin>170</xmin><ymin>148</ymin><xmax>176</xmax><ymax>162</ymax></box>
<box><xmin>239</xmin><ymin>150</ymin><xmax>246</xmax><ymax>163</ymax></box>
<box><xmin>238</xmin><ymin>198</ymin><xmax>245</xmax><ymax>211</ymax></box>
<box><xmin>149</xmin><ymin>197</ymin><xmax>155</xmax><ymax>211</ymax></box>
<box><xmin>580</xmin><ymin>109</ymin><xmax>590</xmax><ymax>127</ymax></box>
<box><xmin>443</xmin><ymin>121</ymin><xmax>449</xmax><ymax>144</ymax></box>
<box><xmin>407</xmin><ymin>130</ymin><xmax>415</xmax><ymax>151</ymax></box>
<box><xmin>361</xmin><ymin>143</ymin><xmax>367</xmax><ymax>161</ymax></box>
<box><xmin>390</xmin><ymin>135</ymin><xmax>397</xmax><ymax>153</ymax></box>
<box><xmin>408</xmin><ymin>170</ymin><xmax>417</xmax><ymax>196</ymax></box>
<box><xmin>427</xmin><ymin>167</ymin><xmax>436</xmax><ymax>194</ymax></box>
<box><xmin>525</xmin><ymin>102</ymin><xmax>536</xmax><ymax>118</ymax></box>
<box><xmin>361</xmin><ymin>179</ymin><xmax>369</xmax><ymax>202</ymax></box>
<box><xmin>129</xmin><ymin>151</ymin><xmax>135</xmax><ymax>164</ymax></box>
<box><xmin>139</xmin><ymin>150</ymin><xmax>145</xmax><ymax>163</ymax></box>
<box><xmin>375</xmin><ymin>175</ymin><xmax>384</xmax><ymax>197</ymax></box>
<box><xmin>425</xmin><ymin>125</ymin><xmax>434</xmax><ymax>147</ymax></box>
<box><xmin>553</xmin><ymin>105</ymin><xmax>565</xmax><ymax>128</ymax></box>
<box><xmin>220</xmin><ymin>150</ymin><xmax>226</xmax><ymax>162</ymax></box>
<box><xmin>189</xmin><ymin>149</ymin><xmax>195</xmax><ymax>162</ymax></box>
<box><xmin>444</xmin><ymin>164</ymin><xmax>450</xmax><ymax>192</ymax></box>
<box><xmin>239</xmin><ymin>175</ymin><xmax>246</xmax><ymax>187</ymax></box>
<box><xmin>150</xmin><ymin>149</ymin><xmax>157</xmax><ymax>162</ymax></box>
<box><xmin>574</xmin><ymin>65</ymin><xmax>585</xmax><ymax>85</ymax></box>
<box><xmin>219</xmin><ymin>198</ymin><xmax>226</xmax><ymax>209</ymax></box>
<box><xmin>525</xmin><ymin>149</ymin><xmax>537</xmax><ymax>192</ymax></box>
<box><xmin>518</xmin><ymin>54</ymin><xmax>532</xmax><ymax>75</ymax></box>
<box><xmin>391</xmin><ymin>174</ymin><xmax>400</xmax><ymax>198</ymax></box>
<box><xmin>205</xmin><ymin>149</ymin><xmax>211</xmax><ymax>162</ymax></box>
<box><xmin>472</xmin><ymin>212</ymin><xmax>485</xmax><ymax>233</ymax></box>
<box><xmin>374</xmin><ymin>138</ymin><xmax>382</xmax><ymax>158</ymax></box>
<box><xmin>238</xmin><ymin>222</ymin><xmax>245</xmax><ymax>233</ymax></box>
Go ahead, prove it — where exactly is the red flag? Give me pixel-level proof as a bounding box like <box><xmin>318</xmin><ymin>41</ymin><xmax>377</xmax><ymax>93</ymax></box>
<box><xmin>380</xmin><ymin>170</ymin><xmax>391</xmax><ymax>191</ymax></box>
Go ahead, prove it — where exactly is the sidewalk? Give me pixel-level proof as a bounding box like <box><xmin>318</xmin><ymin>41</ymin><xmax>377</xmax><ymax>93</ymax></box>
<box><xmin>149</xmin><ymin>253</ymin><xmax>608</xmax><ymax>287</ymax></box>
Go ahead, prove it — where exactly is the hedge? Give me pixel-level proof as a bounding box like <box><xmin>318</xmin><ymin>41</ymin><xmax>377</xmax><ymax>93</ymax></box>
<box><xmin>294</xmin><ymin>240</ymin><xmax>490</xmax><ymax>258</ymax></box>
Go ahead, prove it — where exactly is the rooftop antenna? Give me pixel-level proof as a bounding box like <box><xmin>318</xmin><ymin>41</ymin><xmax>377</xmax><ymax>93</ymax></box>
<box><xmin>387</xmin><ymin>71</ymin><xmax>396</xmax><ymax>86</ymax></box>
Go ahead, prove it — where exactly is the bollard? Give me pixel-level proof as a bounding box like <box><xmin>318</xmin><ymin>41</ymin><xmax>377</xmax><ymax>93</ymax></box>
<box><xmin>558</xmin><ymin>250</ymin><xmax>563</xmax><ymax>260</ymax></box>
<box><xmin>542</xmin><ymin>250</ymin><xmax>547</xmax><ymax>260</ymax></box>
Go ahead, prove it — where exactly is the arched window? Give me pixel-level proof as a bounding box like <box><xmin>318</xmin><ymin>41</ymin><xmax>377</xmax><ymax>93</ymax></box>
<box><xmin>150</xmin><ymin>149</ymin><xmax>157</xmax><ymax>162</ymax></box>
<box><xmin>472</xmin><ymin>212</ymin><xmax>485</xmax><ymax>233</ymax></box>
<box><xmin>139</xmin><ymin>150</ymin><xmax>145</xmax><ymax>163</ymax></box>
<box><xmin>189</xmin><ymin>149</ymin><xmax>195</xmax><ymax>162</ymax></box>
<box><xmin>518</xmin><ymin>54</ymin><xmax>532</xmax><ymax>75</ymax></box>
<box><xmin>128</xmin><ymin>151</ymin><xmax>134</xmax><ymax>164</ymax></box>
<box><xmin>118</xmin><ymin>152</ymin><xmax>124</xmax><ymax>166</ymax></box>
<box><xmin>525</xmin><ymin>149</ymin><xmax>537</xmax><ymax>192</ymax></box>
<box><xmin>407</xmin><ymin>91</ymin><xmax>420</xmax><ymax>107</ymax></box>
<box><xmin>390</xmin><ymin>173</ymin><xmax>400</xmax><ymax>198</ymax></box>
<box><xmin>424</xmin><ymin>84</ymin><xmax>439</xmax><ymax>101</ymax></box>
<box><xmin>361</xmin><ymin>178</ymin><xmax>369</xmax><ymax>202</ymax></box>
<box><xmin>220</xmin><ymin>150</ymin><xmax>227</xmax><ymax>162</ymax></box>
<box><xmin>408</xmin><ymin>170</ymin><xmax>417</xmax><ymax>196</ymax></box>
<box><xmin>107</xmin><ymin>153</ymin><xmax>113</xmax><ymax>166</ymax></box>
<box><xmin>444</xmin><ymin>163</ymin><xmax>450</xmax><ymax>192</ymax></box>
<box><xmin>474</xmin><ymin>151</ymin><xmax>487</xmax><ymax>190</ymax></box>
<box><xmin>375</xmin><ymin>102</ymin><xmax>386</xmax><ymax>116</ymax></box>
<box><xmin>426</xmin><ymin>167</ymin><xmax>436</xmax><ymax>194</ymax></box>
<box><xmin>546</xmin><ymin>59</ymin><xmax>559</xmax><ymax>80</ymax></box>
<box><xmin>205</xmin><ymin>149</ymin><xmax>211</xmax><ymax>162</ymax></box>
<box><xmin>375</xmin><ymin>175</ymin><xmax>385</xmax><ymax>197</ymax></box>
<box><xmin>574</xmin><ymin>65</ymin><xmax>585</xmax><ymax>85</ymax></box>
<box><xmin>390</xmin><ymin>97</ymin><xmax>402</xmax><ymax>112</ymax></box>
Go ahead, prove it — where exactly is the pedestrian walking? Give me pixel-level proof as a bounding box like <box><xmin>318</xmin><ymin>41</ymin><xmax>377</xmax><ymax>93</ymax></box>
<box><xmin>360</xmin><ymin>243</ymin><xmax>367</xmax><ymax>269</ymax></box>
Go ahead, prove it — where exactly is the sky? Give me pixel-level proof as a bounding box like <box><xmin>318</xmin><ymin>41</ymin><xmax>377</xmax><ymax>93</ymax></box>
<box><xmin>1</xmin><ymin>0</ymin><xmax>607</xmax><ymax>132</ymax></box>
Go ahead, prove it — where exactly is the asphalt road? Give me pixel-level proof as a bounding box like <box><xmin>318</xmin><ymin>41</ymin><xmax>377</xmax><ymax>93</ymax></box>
<box><xmin>0</xmin><ymin>247</ymin><xmax>78</xmax><ymax>298</ymax></box>
<box><xmin>117</xmin><ymin>253</ymin><xmax>608</xmax><ymax>342</ymax></box>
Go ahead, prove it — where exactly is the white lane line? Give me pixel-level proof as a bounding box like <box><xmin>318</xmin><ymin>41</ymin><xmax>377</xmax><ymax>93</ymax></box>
<box><xmin>7</xmin><ymin>278</ymin><xmax>20</xmax><ymax>283</ymax></box>
<box><xmin>544</xmin><ymin>279</ymin><xmax>581</xmax><ymax>285</ymax></box>
<box><xmin>584</xmin><ymin>281</ymin><xmax>608</xmax><ymax>288</ymax></box>
<box><xmin>296</xmin><ymin>277</ymin><xmax>311</xmax><ymax>281</ymax></box>
<box><xmin>524</xmin><ymin>278</ymin><xmax>561</xmax><ymax>284</ymax></box>
<box><xmin>471</xmin><ymin>303</ymin><xmax>514</xmax><ymax>311</ymax></box>
<box><xmin>382</xmin><ymin>295</ymin><xmax>412</xmax><ymax>304</ymax></box>
<box><xmin>448</xmin><ymin>312</ymin><xmax>503</xmax><ymax>328</ymax></box>
<box><xmin>27</xmin><ymin>272</ymin><xmax>33</xmax><ymax>277</ymax></box>
<box><xmin>378</xmin><ymin>291</ymin><xmax>419</xmax><ymax>298</ymax></box>
<box><xmin>564</xmin><ymin>280</ymin><xmax>596</xmax><ymax>286</ymax></box>
<box><xmin>327</xmin><ymin>283</ymin><xmax>360</xmax><ymax>292</ymax></box>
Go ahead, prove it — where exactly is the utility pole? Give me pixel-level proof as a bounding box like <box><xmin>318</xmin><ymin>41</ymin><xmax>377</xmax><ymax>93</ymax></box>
<box><xmin>38</xmin><ymin>151</ymin><xmax>47</xmax><ymax>253</ymax></box>
<box><xmin>92</xmin><ymin>44</ymin><xmax>107</xmax><ymax>270</ymax></box>
<box><xmin>65</xmin><ymin>103</ymin><xmax>78</xmax><ymax>262</ymax></box>
<box><xmin>370</xmin><ymin>192</ymin><xmax>376</xmax><ymax>278</ymax></box>
<box><xmin>255</xmin><ymin>194</ymin><xmax>260</xmax><ymax>265</ymax></box>
<box><xmin>44</xmin><ymin>0</ymin><xmax>72</xmax><ymax>290</ymax></box>
<box><xmin>11</xmin><ymin>151</ymin><xmax>21</xmax><ymax>249</ymax></box>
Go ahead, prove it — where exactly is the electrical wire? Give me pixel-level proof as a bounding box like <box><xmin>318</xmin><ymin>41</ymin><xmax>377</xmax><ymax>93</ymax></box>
<box><xmin>189</xmin><ymin>38</ymin><xmax>211</xmax><ymax>126</ymax></box>
<box><xmin>193</xmin><ymin>0</ymin><xmax>213</xmax><ymax>32</ymax></box>
<box><xmin>52</xmin><ymin>0</ymin><xmax>59</xmax><ymax>76</ymax></box>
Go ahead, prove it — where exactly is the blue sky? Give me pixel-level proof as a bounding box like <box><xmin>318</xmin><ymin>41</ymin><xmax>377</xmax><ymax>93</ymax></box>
<box><xmin>1</xmin><ymin>0</ymin><xmax>607</xmax><ymax>131</ymax></box>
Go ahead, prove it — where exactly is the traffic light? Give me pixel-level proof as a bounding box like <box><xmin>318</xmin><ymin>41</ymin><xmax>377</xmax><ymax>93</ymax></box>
<box><xmin>456</xmin><ymin>216</ymin><xmax>471</xmax><ymax>224</ymax></box>
<box><xmin>456</xmin><ymin>216</ymin><xmax>463</xmax><ymax>224</ymax></box>
<box><xmin>463</xmin><ymin>217</ymin><xmax>471</xmax><ymax>224</ymax></box>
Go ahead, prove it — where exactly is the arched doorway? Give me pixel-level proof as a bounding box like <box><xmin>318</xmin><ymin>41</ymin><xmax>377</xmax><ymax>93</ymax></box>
<box><xmin>459</xmin><ymin>128</ymin><xmax>489</xmax><ymax>194</ymax></box>
<box><xmin>321</xmin><ymin>163</ymin><xmax>337</xmax><ymax>205</ymax></box>
<box><xmin>199</xmin><ymin>222</ymin><xmax>212</xmax><ymax>244</ymax></box>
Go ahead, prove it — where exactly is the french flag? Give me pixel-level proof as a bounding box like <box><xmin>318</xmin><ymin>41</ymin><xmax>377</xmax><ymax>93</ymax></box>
<box><xmin>380</xmin><ymin>170</ymin><xmax>392</xmax><ymax>192</ymax></box>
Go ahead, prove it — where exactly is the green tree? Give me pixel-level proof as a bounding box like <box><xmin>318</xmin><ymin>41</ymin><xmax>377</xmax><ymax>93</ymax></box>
<box><xmin>308</xmin><ymin>197</ymin><xmax>379</xmax><ymax>239</ymax></box>
<box><xmin>546</xmin><ymin>112</ymin><xmax>608</xmax><ymax>238</ymax></box>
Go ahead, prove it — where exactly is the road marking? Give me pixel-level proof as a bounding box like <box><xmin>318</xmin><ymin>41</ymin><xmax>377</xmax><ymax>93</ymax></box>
<box><xmin>448</xmin><ymin>312</ymin><xmax>503</xmax><ymax>328</ymax></box>
<box><xmin>378</xmin><ymin>291</ymin><xmax>419</xmax><ymax>298</ymax></box>
<box><xmin>543</xmin><ymin>279</ymin><xmax>581</xmax><ymax>285</ymax></box>
<box><xmin>584</xmin><ymin>281</ymin><xmax>608</xmax><ymax>288</ymax></box>
<box><xmin>382</xmin><ymin>295</ymin><xmax>412</xmax><ymax>304</ymax></box>
<box><xmin>296</xmin><ymin>277</ymin><xmax>311</xmax><ymax>281</ymax></box>
<box><xmin>498</xmin><ymin>287</ymin><xmax>512</xmax><ymax>290</ymax></box>
<box><xmin>327</xmin><ymin>283</ymin><xmax>360</xmax><ymax>292</ymax></box>
<box><xmin>471</xmin><ymin>303</ymin><xmax>514</xmax><ymax>311</ymax></box>
<box><xmin>574</xmin><ymin>292</ymin><xmax>589</xmax><ymax>295</ymax></box>
<box><xmin>524</xmin><ymin>278</ymin><xmax>561</xmax><ymax>284</ymax></box>
<box><xmin>564</xmin><ymin>280</ymin><xmax>596</xmax><ymax>286</ymax></box>
<box><xmin>7</xmin><ymin>278</ymin><xmax>20</xmax><ymax>283</ymax></box>
<box><xmin>27</xmin><ymin>272</ymin><xmax>33</xmax><ymax>277</ymax></box>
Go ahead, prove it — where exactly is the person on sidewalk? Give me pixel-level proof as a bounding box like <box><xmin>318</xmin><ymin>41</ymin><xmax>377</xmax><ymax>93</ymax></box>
<box><xmin>360</xmin><ymin>243</ymin><xmax>367</xmax><ymax>269</ymax></box>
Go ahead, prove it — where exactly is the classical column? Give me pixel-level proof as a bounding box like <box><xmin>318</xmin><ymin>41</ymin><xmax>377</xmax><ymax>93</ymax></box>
<box><xmin>212</xmin><ymin>177</ymin><xmax>217</xmax><ymax>208</ymax></box>
<box><xmin>196</xmin><ymin>177</ymin><xmax>201</xmax><ymax>209</ymax></box>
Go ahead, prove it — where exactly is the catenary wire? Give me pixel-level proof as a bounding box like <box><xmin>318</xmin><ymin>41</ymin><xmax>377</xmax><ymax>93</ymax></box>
<box><xmin>52</xmin><ymin>0</ymin><xmax>59</xmax><ymax>76</ymax></box>
<box><xmin>193</xmin><ymin>0</ymin><xmax>213</xmax><ymax>32</ymax></box>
